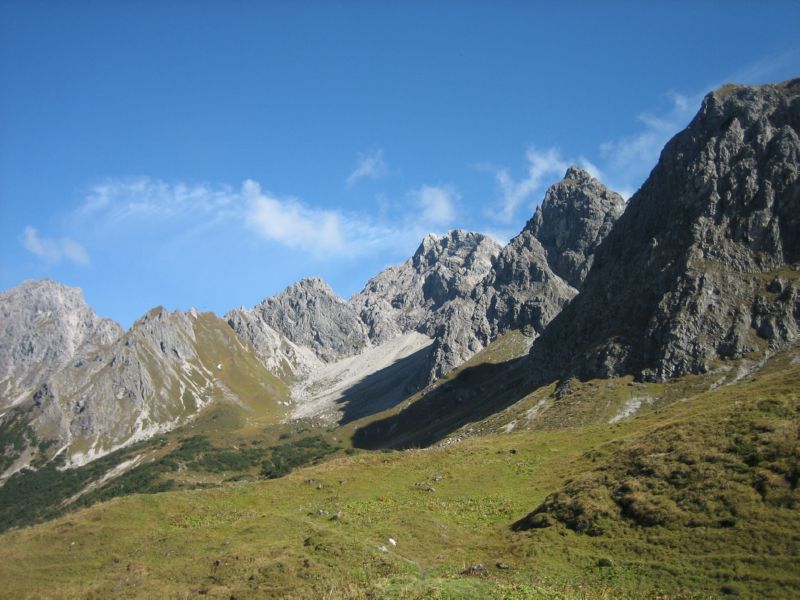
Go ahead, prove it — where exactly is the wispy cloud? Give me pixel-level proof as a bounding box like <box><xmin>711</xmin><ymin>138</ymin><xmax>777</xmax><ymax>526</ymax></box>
<box><xmin>346</xmin><ymin>148</ymin><xmax>388</xmax><ymax>186</ymax></box>
<box><xmin>75</xmin><ymin>175</ymin><xmax>461</xmax><ymax>260</ymax></box>
<box><xmin>245</xmin><ymin>179</ymin><xmax>463</xmax><ymax>258</ymax></box>
<box><xmin>722</xmin><ymin>49</ymin><xmax>799</xmax><ymax>86</ymax></box>
<box><xmin>243</xmin><ymin>180</ymin><xmax>348</xmax><ymax>257</ymax></box>
<box><xmin>80</xmin><ymin>176</ymin><xmax>238</xmax><ymax>223</ymax></box>
<box><xmin>597</xmin><ymin>91</ymin><xmax>697</xmax><ymax>199</ymax></box>
<box><xmin>22</xmin><ymin>226</ymin><xmax>90</xmax><ymax>266</ymax></box>
<box><xmin>409</xmin><ymin>184</ymin><xmax>458</xmax><ymax>228</ymax></box>
<box><xmin>487</xmin><ymin>147</ymin><xmax>569</xmax><ymax>222</ymax></box>
<box><xmin>592</xmin><ymin>53</ymin><xmax>800</xmax><ymax>199</ymax></box>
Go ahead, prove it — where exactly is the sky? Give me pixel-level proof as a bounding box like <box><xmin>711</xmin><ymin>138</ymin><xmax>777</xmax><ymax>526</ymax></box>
<box><xmin>1</xmin><ymin>1</ymin><xmax>799</xmax><ymax>328</ymax></box>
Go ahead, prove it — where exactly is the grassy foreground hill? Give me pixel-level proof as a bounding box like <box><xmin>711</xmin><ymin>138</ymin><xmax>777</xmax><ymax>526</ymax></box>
<box><xmin>0</xmin><ymin>346</ymin><xmax>797</xmax><ymax>598</ymax></box>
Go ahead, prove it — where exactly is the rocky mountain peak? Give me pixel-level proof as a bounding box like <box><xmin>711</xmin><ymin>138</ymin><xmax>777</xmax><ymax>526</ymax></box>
<box><xmin>426</xmin><ymin>168</ymin><xmax>626</xmax><ymax>382</ymax></box>
<box><xmin>289</xmin><ymin>276</ymin><xmax>335</xmax><ymax>294</ymax></box>
<box><xmin>411</xmin><ymin>229</ymin><xmax>498</xmax><ymax>273</ymax></box>
<box><xmin>0</xmin><ymin>279</ymin><xmax>122</xmax><ymax>407</ymax></box>
<box><xmin>128</xmin><ymin>306</ymin><xmax>198</xmax><ymax>361</ymax></box>
<box><xmin>529</xmin><ymin>166</ymin><xmax>626</xmax><ymax>288</ymax></box>
<box><xmin>352</xmin><ymin>230</ymin><xmax>501</xmax><ymax>344</ymax></box>
<box><xmin>254</xmin><ymin>278</ymin><xmax>368</xmax><ymax>363</ymax></box>
<box><xmin>563</xmin><ymin>164</ymin><xmax>592</xmax><ymax>182</ymax></box>
<box><xmin>527</xmin><ymin>78</ymin><xmax>800</xmax><ymax>384</ymax></box>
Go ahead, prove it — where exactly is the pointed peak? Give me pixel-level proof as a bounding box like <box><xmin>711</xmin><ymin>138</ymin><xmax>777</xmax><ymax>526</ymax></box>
<box><xmin>128</xmin><ymin>306</ymin><xmax>165</xmax><ymax>329</ymax></box>
<box><xmin>4</xmin><ymin>278</ymin><xmax>83</xmax><ymax>297</ymax></box>
<box><xmin>563</xmin><ymin>165</ymin><xmax>592</xmax><ymax>182</ymax></box>
<box><xmin>417</xmin><ymin>229</ymin><xmax>494</xmax><ymax>249</ymax></box>
<box><xmin>413</xmin><ymin>230</ymin><xmax>500</xmax><ymax>262</ymax></box>
<box><xmin>268</xmin><ymin>277</ymin><xmax>343</xmax><ymax>303</ymax></box>
<box><xmin>293</xmin><ymin>276</ymin><xmax>334</xmax><ymax>292</ymax></box>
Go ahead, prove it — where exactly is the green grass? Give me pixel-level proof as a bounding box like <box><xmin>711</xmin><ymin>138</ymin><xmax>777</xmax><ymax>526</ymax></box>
<box><xmin>58</xmin><ymin>311</ymin><xmax>291</xmax><ymax>459</ymax></box>
<box><xmin>0</xmin><ymin>427</ymin><xmax>342</xmax><ymax>534</ymax></box>
<box><xmin>0</xmin><ymin>346</ymin><xmax>798</xmax><ymax>598</ymax></box>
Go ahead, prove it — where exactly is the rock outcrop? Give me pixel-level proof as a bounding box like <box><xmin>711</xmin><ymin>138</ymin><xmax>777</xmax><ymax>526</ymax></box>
<box><xmin>530</xmin><ymin>166</ymin><xmax>627</xmax><ymax>288</ymax></box>
<box><xmin>351</xmin><ymin>230</ymin><xmax>501</xmax><ymax>342</ymax></box>
<box><xmin>241</xmin><ymin>278</ymin><xmax>369</xmax><ymax>364</ymax></box>
<box><xmin>225</xmin><ymin>306</ymin><xmax>323</xmax><ymax>380</ymax></box>
<box><xmin>2</xmin><ymin>304</ymin><xmax>287</xmax><ymax>471</ymax></box>
<box><xmin>427</xmin><ymin>168</ymin><xmax>625</xmax><ymax>380</ymax></box>
<box><xmin>0</xmin><ymin>280</ymin><xmax>122</xmax><ymax>409</ymax></box>
<box><xmin>528</xmin><ymin>78</ymin><xmax>800</xmax><ymax>384</ymax></box>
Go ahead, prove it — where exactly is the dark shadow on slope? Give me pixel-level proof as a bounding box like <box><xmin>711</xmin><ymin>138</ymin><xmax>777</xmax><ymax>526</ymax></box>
<box><xmin>350</xmin><ymin>354</ymin><xmax>535</xmax><ymax>449</ymax></box>
<box><xmin>335</xmin><ymin>343</ymin><xmax>434</xmax><ymax>425</ymax></box>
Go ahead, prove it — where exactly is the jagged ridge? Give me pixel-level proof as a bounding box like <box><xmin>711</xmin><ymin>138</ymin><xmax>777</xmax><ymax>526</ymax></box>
<box><xmin>527</xmin><ymin>78</ymin><xmax>800</xmax><ymax>385</ymax></box>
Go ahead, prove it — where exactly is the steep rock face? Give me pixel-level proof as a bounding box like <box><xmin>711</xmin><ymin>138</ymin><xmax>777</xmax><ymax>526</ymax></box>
<box><xmin>22</xmin><ymin>307</ymin><xmax>287</xmax><ymax>467</ymax></box>
<box><xmin>225</xmin><ymin>307</ymin><xmax>323</xmax><ymax>379</ymax></box>
<box><xmin>0</xmin><ymin>280</ymin><xmax>122</xmax><ymax>408</ymax></box>
<box><xmin>246</xmin><ymin>278</ymin><xmax>368</xmax><ymax>363</ymax></box>
<box><xmin>351</xmin><ymin>230</ymin><xmax>501</xmax><ymax>343</ymax></box>
<box><xmin>427</xmin><ymin>168</ymin><xmax>625</xmax><ymax>380</ymax></box>
<box><xmin>528</xmin><ymin>79</ymin><xmax>800</xmax><ymax>383</ymax></box>
<box><xmin>530</xmin><ymin>166</ymin><xmax>626</xmax><ymax>288</ymax></box>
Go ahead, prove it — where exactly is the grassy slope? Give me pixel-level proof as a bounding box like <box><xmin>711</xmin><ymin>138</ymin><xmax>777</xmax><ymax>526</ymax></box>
<box><xmin>1</xmin><ymin>349</ymin><xmax>798</xmax><ymax>598</ymax></box>
<box><xmin>0</xmin><ymin>313</ymin><xmax>311</xmax><ymax>533</ymax></box>
<box><xmin>342</xmin><ymin>330</ymin><xmax>535</xmax><ymax>449</ymax></box>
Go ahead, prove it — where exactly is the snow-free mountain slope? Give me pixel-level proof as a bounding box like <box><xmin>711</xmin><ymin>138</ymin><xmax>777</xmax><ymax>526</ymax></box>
<box><xmin>351</xmin><ymin>230</ymin><xmax>501</xmax><ymax>344</ymax></box>
<box><xmin>2</xmin><ymin>306</ymin><xmax>288</xmax><ymax>473</ymax></box>
<box><xmin>529</xmin><ymin>165</ymin><xmax>626</xmax><ymax>288</ymax></box>
<box><xmin>427</xmin><ymin>167</ymin><xmax>625</xmax><ymax>380</ymax></box>
<box><xmin>241</xmin><ymin>277</ymin><xmax>369</xmax><ymax>364</ymax></box>
<box><xmin>290</xmin><ymin>331</ymin><xmax>433</xmax><ymax>424</ymax></box>
<box><xmin>0</xmin><ymin>280</ymin><xmax>122</xmax><ymax>409</ymax></box>
<box><xmin>225</xmin><ymin>305</ymin><xmax>323</xmax><ymax>381</ymax></box>
<box><xmin>527</xmin><ymin>78</ymin><xmax>800</xmax><ymax>384</ymax></box>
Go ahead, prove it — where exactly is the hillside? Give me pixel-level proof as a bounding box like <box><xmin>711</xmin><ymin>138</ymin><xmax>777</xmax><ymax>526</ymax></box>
<box><xmin>0</xmin><ymin>345</ymin><xmax>797</xmax><ymax>599</ymax></box>
<box><xmin>0</xmin><ymin>308</ymin><xmax>289</xmax><ymax>480</ymax></box>
<box><xmin>0</xmin><ymin>78</ymin><xmax>798</xmax><ymax>599</ymax></box>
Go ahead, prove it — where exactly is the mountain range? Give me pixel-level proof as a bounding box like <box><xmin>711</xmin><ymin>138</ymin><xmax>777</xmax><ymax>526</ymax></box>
<box><xmin>0</xmin><ymin>77</ymin><xmax>798</xmax><ymax>598</ymax></box>
<box><xmin>0</xmin><ymin>152</ymin><xmax>630</xmax><ymax>472</ymax></box>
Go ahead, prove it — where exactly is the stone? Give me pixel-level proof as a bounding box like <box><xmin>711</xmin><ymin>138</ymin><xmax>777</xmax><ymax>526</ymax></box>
<box><xmin>427</xmin><ymin>167</ymin><xmax>624</xmax><ymax>382</ymax></box>
<box><xmin>527</xmin><ymin>78</ymin><xmax>800</xmax><ymax>384</ymax></box>
<box><xmin>240</xmin><ymin>277</ymin><xmax>368</xmax><ymax>364</ymax></box>
<box><xmin>0</xmin><ymin>279</ymin><xmax>122</xmax><ymax>409</ymax></box>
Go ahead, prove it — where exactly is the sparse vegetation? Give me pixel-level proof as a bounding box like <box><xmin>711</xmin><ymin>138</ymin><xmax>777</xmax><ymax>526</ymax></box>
<box><xmin>0</xmin><ymin>349</ymin><xmax>798</xmax><ymax>598</ymax></box>
<box><xmin>0</xmin><ymin>408</ymin><xmax>38</xmax><ymax>473</ymax></box>
<box><xmin>0</xmin><ymin>432</ymin><xmax>340</xmax><ymax>533</ymax></box>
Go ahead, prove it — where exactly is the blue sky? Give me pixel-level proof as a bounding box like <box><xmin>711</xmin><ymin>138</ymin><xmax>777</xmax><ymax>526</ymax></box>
<box><xmin>2</xmin><ymin>1</ymin><xmax>799</xmax><ymax>328</ymax></box>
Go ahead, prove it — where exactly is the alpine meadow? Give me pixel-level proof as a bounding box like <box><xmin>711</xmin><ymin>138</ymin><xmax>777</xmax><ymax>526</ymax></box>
<box><xmin>1</xmin><ymin>3</ymin><xmax>799</xmax><ymax>599</ymax></box>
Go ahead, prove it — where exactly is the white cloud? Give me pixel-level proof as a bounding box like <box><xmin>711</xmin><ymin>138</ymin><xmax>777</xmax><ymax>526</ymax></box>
<box><xmin>592</xmin><ymin>53</ymin><xmax>800</xmax><ymax>199</ymax></box>
<box><xmin>243</xmin><ymin>180</ymin><xmax>347</xmax><ymax>257</ymax></box>
<box><xmin>80</xmin><ymin>176</ymin><xmax>238</xmax><ymax>224</ymax></box>
<box><xmin>597</xmin><ymin>91</ymin><xmax>697</xmax><ymax>198</ymax></box>
<box><xmin>242</xmin><ymin>179</ymin><xmax>436</xmax><ymax>259</ymax></box>
<box><xmin>346</xmin><ymin>148</ymin><xmax>388</xmax><ymax>186</ymax></box>
<box><xmin>245</xmin><ymin>179</ymin><xmax>469</xmax><ymax>258</ymax></box>
<box><xmin>723</xmin><ymin>49</ymin><xmax>800</xmax><ymax>86</ymax></box>
<box><xmin>488</xmin><ymin>147</ymin><xmax>569</xmax><ymax>222</ymax></box>
<box><xmin>577</xmin><ymin>156</ymin><xmax>603</xmax><ymax>181</ymax></box>
<box><xmin>74</xmin><ymin>175</ymin><xmax>471</xmax><ymax>261</ymax></box>
<box><xmin>22</xmin><ymin>226</ymin><xmax>90</xmax><ymax>266</ymax></box>
<box><xmin>410</xmin><ymin>184</ymin><xmax>458</xmax><ymax>228</ymax></box>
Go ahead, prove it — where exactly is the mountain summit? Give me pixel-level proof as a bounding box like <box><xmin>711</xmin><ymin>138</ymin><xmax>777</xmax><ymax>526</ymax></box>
<box><xmin>0</xmin><ymin>280</ymin><xmax>122</xmax><ymax>409</ymax></box>
<box><xmin>352</xmin><ymin>229</ymin><xmax>501</xmax><ymax>344</ymax></box>
<box><xmin>427</xmin><ymin>166</ymin><xmax>625</xmax><ymax>379</ymax></box>
<box><xmin>528</xmin><ymin>78</ymin><xmax>800</xmax><ymax>383</ymax></box>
